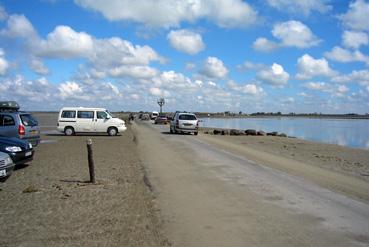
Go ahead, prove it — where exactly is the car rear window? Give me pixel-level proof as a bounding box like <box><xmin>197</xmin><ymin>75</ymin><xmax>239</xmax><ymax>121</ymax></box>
<box><xmin>20</xmin><ymin>114</ymin><xmax>38</xmax><ymax>126</ymax></box>
<box><xmin>61</xmin><ymin>110</ymin><xmax>76</xmax><ymax>118</ymax></box>
<box><xmin>77</xmin><ymin>111</ymin><xmax>94</xmax><ymax>119</ymax></box>
<box><xmin>179</xmin><ymin>114</ymin><xmax>197</xmax><ymax>120</ymax></box>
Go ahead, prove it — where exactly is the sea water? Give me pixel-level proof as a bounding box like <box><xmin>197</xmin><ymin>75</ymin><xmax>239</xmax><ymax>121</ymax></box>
<box><xmin>199</xmin><ymin>117</ymin><xmax>369</xmax><ymax>150</ymax></box>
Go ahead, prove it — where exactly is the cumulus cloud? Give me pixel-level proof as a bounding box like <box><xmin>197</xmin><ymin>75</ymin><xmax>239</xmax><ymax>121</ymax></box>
<box><xmin>332</xmin><ymin>69</ymin><xmax>369</xmax><ymax>86</ymax></box>
<box><xmin>324</xmin><ymin>46</ymin><xmax>369</xmax><ymax>65</ymax></box>
<box><xmin>75</xmin><ymin>0</ymin><xmax>258</xmax><ymax>28</ymax></box>
<box><xmin>339</xmin><ymin>0</ymin><xmax>369</xmax><ymax>31</ymax></box>
<box><xmin>227</xmin><ymin>80</ymin><xmax>264</xmax><ymax>96</ymax></box>
<box><xmin>304</xmin><ymin>81</ymin><xmax>349</xmax><ymax>96</ymax></box>
<box><xmin>0</xmin><ymin>49</ymin><xmax>9</xmax><ymax>76</ymax></box>
<box><xmin>257</xmin><ymin>63</ymin><xmax>289</xmax><ymax>86</ymax></box>
<box><xmin>342</xmin><ymin>30</ymin><xmax>369</xmax><ymax>49</ymax></box>
<box><xmin>266</xmin><ymin>0</ymin><xmax>331</xmax><ymax>16</ymax></box>
<box><xmin>272</xmin><ymin>21</ymin><xmax>321</xmax><ymax>48</ymax></box>
<box><xmin>28</xmin><ymin>57</ymin><xmax>49</xmax><ymax>75</ymax></box>
<box><xmin>37</xmin><ymin>25</ymin><xmax>94</xmax><ymax>58</ymax></box>
<box><xmin>0</xmin><ymin>14</ymin><xmax>37</xmax><ymax>38</ymax></box>
<box><xmin>296</xmin><ymin>54</ymin><xmax>337</xmax><ymax>80</ymax></box>
<box><xmin>253</xmin><ymin>20</ymin><xmax>320</xmax><ymax>52</ymax></box>
<box><xmin>0</xmin><ymin>14</ymin><xmax>163</xmax><ymax>80</ymax></box>
<box><xmin>252</xmin><ymin>38</ymin><xmax>279</xmax><ymax>52</ymax></box>
<box><xmin>167</xmin><ymin>29</ymin><xmax>205</xmax><ymax>55</ymax></box>
<box><xmin>200</xmin><ymin>56</ymin><xmax>228</xmax><ymax>79</ymax></box>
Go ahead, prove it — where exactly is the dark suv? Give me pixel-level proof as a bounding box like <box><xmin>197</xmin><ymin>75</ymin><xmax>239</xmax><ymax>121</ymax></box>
<box><xmin>0</xmin><ymin>101</ymin><xmax>40</xmax><ymax>146</ymax></box>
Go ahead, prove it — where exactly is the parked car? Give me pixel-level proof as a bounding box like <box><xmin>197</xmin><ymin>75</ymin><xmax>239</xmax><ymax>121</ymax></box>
<box><xmin>57</xmin><ymin>107</ymin><xmax>127</xmax><ymax>136</ymax></box>
<box><xmin>170</xmin><ymin>112</ymin><xmax>199</xmax><ymax>135</ymax></box>
<box><xmin>0</xmin><ymin>151</ymin><xmax>15</xmax><ymax>179</ymax></box>
<box><xmin>0</xmin><ymin>136</ymin><xmax>34</xmax><ymax>165</ymax></box>
<box><xmin>151</xmin><ymin>111</ymin><xmax>159</xmax><ymax>120</ymax></box>
<box><xmin>155</xmin><ymin>114</ymin><xmax>168</xmax><ymax>124</ymax></box>
<box><xmin>0</xmin><ymin>101</ymin><xmax>41</xmax><ymax>146</ymax></box>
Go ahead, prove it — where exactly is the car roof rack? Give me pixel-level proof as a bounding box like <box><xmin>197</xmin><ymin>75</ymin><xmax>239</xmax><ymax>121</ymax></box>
<box><xmin>0</xmin><ymin>101</ymin><xmax>20</xmax><ymax>112</ymax></box>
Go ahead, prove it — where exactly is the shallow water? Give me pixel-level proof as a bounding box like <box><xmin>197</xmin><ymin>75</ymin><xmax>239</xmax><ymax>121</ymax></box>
<box><xmin>199</xmin><ymin>117</ymin><xmax>369</xmax><ymax>150</ymax></box>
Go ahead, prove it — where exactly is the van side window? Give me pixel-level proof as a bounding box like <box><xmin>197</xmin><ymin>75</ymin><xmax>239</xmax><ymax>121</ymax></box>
<box><xmin>61</xmin><ymin>111</ymin><xmax>76</xmax><ymax>118</ymax></box>
<box><xmin>77</xmin><ymin>111</ymin><xmax>94</xmax><ymax>119</ymax></box>
<box><xmin>97</xmin><ymin>111</ymin><xmax>107</xmax><ymax>119</ymax></box>
<box><xmin>0</xmin><ymin>115</ymin><xmax>15</xmax><ymax>126</ymax></box>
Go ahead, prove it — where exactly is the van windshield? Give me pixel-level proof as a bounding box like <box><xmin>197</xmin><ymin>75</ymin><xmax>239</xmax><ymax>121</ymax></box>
<box><xmin>106</xmin><ymin>110</ymin><xmax>116</xmax><ymax>118</ymax></box>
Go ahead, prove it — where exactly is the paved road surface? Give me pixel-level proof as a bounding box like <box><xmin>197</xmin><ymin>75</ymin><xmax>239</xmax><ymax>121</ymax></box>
<box><xmin>133</xmin><ymin>121</ymin><xmax>369</xmax><ymax>247</ymax></box>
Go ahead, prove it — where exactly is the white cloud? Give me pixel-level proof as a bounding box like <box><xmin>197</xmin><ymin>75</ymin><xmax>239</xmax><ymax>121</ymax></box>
<box><xmin>267</xmin><ymin>0</ymin><xmax>331</xmax><ymax>16</ymax></box>
<box><xmin>296</xmin><ymin>54</ymin><xmax>337</xmax><ymax>80</ymax></box>
<box><xmin>58</xmin><ymin>81</ymin><xmax>84</xmax><ymax>99</ymax></box>
<box><xmin>0</xmin><ymin>14</ymin><xmax>37</xmax><ymax>38</ymax></box>
<box><xmin>237</xmin><ymin>61</ymin><xmax>265</xmax><ymax>71</ymax></box>
<box><xmin>109</xmin><ymin>65</ymin><xmax>158</xmax><ymax>79</ymax></box>
<box><xmin>342</xmin><ymin>30</ymin><xmax>369</xmax><ymax>49</ymax></box>
<box><xmin>75</xmin><ymin>0</ymin><xmax>258</xmax><ymax>28</ymax></box>
<box><xmin>0</xmin><ymin>49</ymin><xmax>9</xmax><ymax>76</ymax></box>
<box><xmin>332</xmin><ymin>70</ymin><xmax>369</xmax><ymax>86</ymax></box>
<box><xmin>0</xmin><ymin>14</ymin><xmax>163</xmax><ymax>80</ymax></box>
<box><xmin>37</xmin><ymin>25</ymin><xmax>94</xmax><ymax>58</ymax></box>
<box><xmin>272</xmin><ymin>21</ymin><xmax>320</xmax><ymax>48</ymax></box>
<box><xmin>149</xmin><ymin>87</ymin><xmax>170</xmax><ymax>97</ymax></box>
<box><xmin>304</xmin><ymin>81</ymin><xmax>329</xmax><ymax>91</ymax></box>
<box><xmin>253</xmin><ymin>20</ymin><xmax>320</xmax><ymax>52</ymax></box>
<box><xmin>304</xmin><ymin>81</ymin><xmax>350</xmax><ymax>96</ymax></box>
<box><xmin>200</xmin><ymin>56</ymin><xmax>228</xmax><ymax>79</ymax></box>
<box><xmin>29</xmin><ymin>57</ymin><xmax>49</xmax><ymax>75</ymax></box>
<box><xmin>252</xmin><ymin>38</ymin><xmax>279</xmax><ymax>52</ymax></box>
<box><xmin>339</xmin><ymin>0</ymin><xmax>369</xmax><ymax>31</ymax></box>
<box><xmin>257</xmin><ymin>63</ymin><xmax>289</xmax><ymax>86</ymax></box>
<box><xmin>227</xmin><ymin>80</ymin><xmax>264</xmax><ymax>96</ymax></box>
<box><xmin>0</xmin><ymin>75</ymin><xmax>54</xmax><ymax>102</ymax></box>
<box><xmin>167</xmin><ymin>29</ymin><xmax>205</xmax><ymax>55</ymax></box>
<box><xmin>324</xmin><ymin>46</ymin><xmax>369</xmax><ymax>65</ymax></box>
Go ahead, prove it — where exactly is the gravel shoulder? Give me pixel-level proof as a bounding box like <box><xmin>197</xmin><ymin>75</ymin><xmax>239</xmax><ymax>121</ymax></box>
<box><xmin>0</xmin><ymin>115</ymin><xmax>169</xmax><ymax>246</ymax></box>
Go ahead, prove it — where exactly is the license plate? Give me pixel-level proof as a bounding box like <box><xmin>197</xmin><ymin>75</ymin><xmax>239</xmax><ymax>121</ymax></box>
<box><xmin>30</xmin><ymin>130</ymin><xmax>38</xmax><ymax>135</ymax></box>
<box><xmin>25</xmin><ymin>151</ymin><xmax>32</xmax><ymax>157</ymax></box>
<box><xmin>184</xmin><ymin>123</ymin><xmax>192</xmax><ymax>126</ymax></box>
<box><xmin>0</xmin><ymin>169</ymin><xmax>6</xmax><ymax>177</ymax></box>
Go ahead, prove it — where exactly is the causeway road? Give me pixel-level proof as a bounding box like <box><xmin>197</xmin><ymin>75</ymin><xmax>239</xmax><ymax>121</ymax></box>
<box><xmin>133</xmin><ymin>121</ymin><xmax>369</xmax><ymax>247</ymax></box>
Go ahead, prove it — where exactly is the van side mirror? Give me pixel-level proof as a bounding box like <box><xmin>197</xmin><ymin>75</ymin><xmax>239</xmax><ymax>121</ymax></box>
<box><xmin>106</xmin><ymin>115</ymin><xmax>111</xmax><ymax>119</ymax></box>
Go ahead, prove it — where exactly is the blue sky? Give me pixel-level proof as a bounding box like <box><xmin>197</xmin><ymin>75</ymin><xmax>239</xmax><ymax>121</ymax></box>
<box><xmin>0</xmin><ymin>0</ymin><xmax>369</xmax><ymax>113</ymax></box>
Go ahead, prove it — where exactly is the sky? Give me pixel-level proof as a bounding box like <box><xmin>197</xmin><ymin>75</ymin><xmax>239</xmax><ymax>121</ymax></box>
<box><xmin>0</xmin><ymin>0</ymin><xmax>369</xmax><ymax>113</ymax></box>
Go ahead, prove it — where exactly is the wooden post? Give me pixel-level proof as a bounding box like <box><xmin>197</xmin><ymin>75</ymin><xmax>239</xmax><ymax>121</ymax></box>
<box><xmin>86</xmin><ymin>139</ymin><xmax>95</xmax><ymax>183</ymax></box>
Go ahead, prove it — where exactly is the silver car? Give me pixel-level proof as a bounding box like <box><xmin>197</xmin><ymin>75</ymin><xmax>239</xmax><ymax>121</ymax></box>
<box><xmin>0</xmin><ymin>151</ymin><xmax>15</xmax><ymax>179</ymax></box>
<box><xmin>0</xmin><ymin>101</ymin><xmax>40</xmax><ymax>146</ymax></box>
<box><xmin>170</xmin><ymin>112</ymin><xmax>199</xmax><ymax>135</ymax></box>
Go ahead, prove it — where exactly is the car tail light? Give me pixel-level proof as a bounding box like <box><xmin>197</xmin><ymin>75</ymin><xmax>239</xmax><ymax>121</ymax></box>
<box><xmin>19</xmin><ymin>125</ymin><xmax>25</xmax><ymax>136</ymax></box>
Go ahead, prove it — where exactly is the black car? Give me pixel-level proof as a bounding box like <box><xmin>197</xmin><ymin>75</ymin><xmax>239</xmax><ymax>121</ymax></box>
<box><xmin>0</xmin><ymin>136</ymin><xmax>34</xmax><ymax>165</ymax></box>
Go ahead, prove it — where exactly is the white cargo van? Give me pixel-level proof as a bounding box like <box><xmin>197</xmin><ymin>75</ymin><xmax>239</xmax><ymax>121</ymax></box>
<box><xmin>57</xmin><ymin>107</ymin><xmax>126</xmax><ymax>136</ymax></box>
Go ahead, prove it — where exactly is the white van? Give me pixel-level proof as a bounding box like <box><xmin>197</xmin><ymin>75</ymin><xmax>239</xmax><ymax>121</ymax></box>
<box><xmin>151</xmin><ymin>111</ymin><xmax>159</xmax><ymax>120</ymax></box>
<box><xmin>57</xmin><ymin>107</ymin><xmax>127</xmax><ymax>136</ymax></box>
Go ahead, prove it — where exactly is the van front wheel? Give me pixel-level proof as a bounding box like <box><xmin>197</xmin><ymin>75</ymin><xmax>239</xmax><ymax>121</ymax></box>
<box><xmin>108</xmin><ymin>127</ymin><xmax>118</xmax><ymax>136</ymax></box>
<box><xmin>64</xmin><ymin>127</ymin><xmax>75</xmax><ymax>136</ymax></box>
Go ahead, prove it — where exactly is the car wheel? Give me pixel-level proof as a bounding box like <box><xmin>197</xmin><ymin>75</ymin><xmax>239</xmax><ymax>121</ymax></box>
<box><xmin>64</xmin><ymin>127</ymin><xmax>75</xmax><ymax>136</ymax></box>
<box><xmin>170</xmin><ymin>127</ymin><xmax>173</xmax><ymax>133</ymax></box>
<box><xmin>194</xmin><ymin>132</ymin><xmax>198</xmax><ymax>136</ymax></box>
<box><xmin>108</xmin><ymin>127</ymin><xmax>118</xmax><ymax>136</ymax></box>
